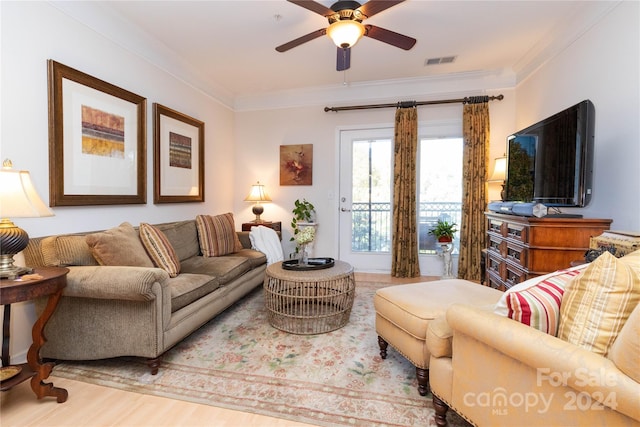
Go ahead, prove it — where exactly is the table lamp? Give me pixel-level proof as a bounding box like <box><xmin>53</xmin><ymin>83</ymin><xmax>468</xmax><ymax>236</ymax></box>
<box><xmin>244</xmin><ymin>181</ymin><xmax>271</xmax><ymax>223</ymax></box>
<box><xmin>0</xmin><ymin>159</ymin><xmax>54</xmax><ymax>279</ymax></box>
<box><xmin>488</xmin><ymin>155</ymin><xmax>507</xmax><ymax>201</ymax></box>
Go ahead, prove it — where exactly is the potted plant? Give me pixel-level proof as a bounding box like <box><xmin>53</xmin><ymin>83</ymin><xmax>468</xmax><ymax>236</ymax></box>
<box><xmin>429</xmin><ymin>219</ymin><xmax>458</xmax><ymax>243</ymax></box>
<box><xmin>290</xmin><ymin>199</ymin><xmax>316</xmax><ymax>253</ymax></box>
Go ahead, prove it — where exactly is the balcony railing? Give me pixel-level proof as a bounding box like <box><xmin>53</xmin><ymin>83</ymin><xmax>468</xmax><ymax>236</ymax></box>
<box><xmin>351</xmin><ymin>202</ymin><xmax>462</xmax><ymax>254</ymax></box>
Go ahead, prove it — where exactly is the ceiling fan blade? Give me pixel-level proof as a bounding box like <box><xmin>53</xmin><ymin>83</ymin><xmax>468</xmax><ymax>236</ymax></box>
<box><xmin>364</xmin><ymin>25</ymin><xmax>416</xmax><ymax>50</ymax></box>
<box><xmin>357</xmin><ymin>0</ymin><xmax>404</xmax><ymax>19</ymax></box>
<box><xmin>337</xmin><ymin>47</ymin><xmax>351</xmax><ymax>71</ymax></box>
<box><xmin>287</xmin><ymin>0</ymin><xmax>335</xmax><ymax>17</ymax></box>
<box><xmin>276</xmin><ymin>28</ymin><xmax>327</xmax><ymax>52</ymax></box>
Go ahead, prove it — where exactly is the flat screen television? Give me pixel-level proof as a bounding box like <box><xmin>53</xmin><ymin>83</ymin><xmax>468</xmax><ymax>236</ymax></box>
<box><xmin>505</xmin><ymin>100</ymin><xmax>595</xmax><ymax>207</ymax></box>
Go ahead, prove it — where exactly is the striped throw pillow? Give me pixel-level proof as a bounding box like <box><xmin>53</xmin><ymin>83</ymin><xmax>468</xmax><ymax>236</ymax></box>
<box><xmin>139</xmin><ymin>223</ymin><xmax>181</xmax><ymax>277</ymax></box>
<box><xmin>506</xmin><ymin>268</ymin><xmax>583</xmax><ymax>336</ymax></box>
<box><xmin>195</xmin><ymin>213</ymin><xmax>243</xmax><ymax>257</ymax></box>
<box><xmin>558</xmin><ymin>250</ymin><xmax>640</xmax><ymax>356</ymax></box>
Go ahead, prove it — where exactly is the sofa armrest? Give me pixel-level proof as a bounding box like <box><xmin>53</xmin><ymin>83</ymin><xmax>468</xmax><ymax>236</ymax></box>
<box><xmin>427</xmin><ymin>303</ymin><xmax>496</xmax><ymax>359</ymax></box>
<box><xmin>64</xmin><ymin>266</ymin><xmax>170</xmax><ymax>301</ymax></box>
<box><xmin>447</xmin><ymin>304</ymin><xmax>640</xmax><ymax>420</ymax></box>
<box><xmin>237</xmin><ymin>231</ymin><xmax>252</xmax><ymax>249</ymax></box>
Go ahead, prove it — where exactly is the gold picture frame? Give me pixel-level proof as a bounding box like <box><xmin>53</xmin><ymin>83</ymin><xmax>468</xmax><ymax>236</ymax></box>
<box><xmin>153</xmin><ymin>103</ymin><xmax>204</xmax><ymax>203</ymax></box>
<box><xmin>280</xmin><ymin>144</ymin><xmax>313</xmax><ymax>186</ymax></box>
<box><xmin>48</xmin><ymin>60</ymin><xmax>147</xmax><ymax>206</ymax></box>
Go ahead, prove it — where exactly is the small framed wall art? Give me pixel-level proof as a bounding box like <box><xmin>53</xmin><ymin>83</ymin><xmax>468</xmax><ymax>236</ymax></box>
<box><xmin>280</xmin><ymin>144</ymin><xmax>313</xmax><ymax>185</ymax></box>
<box><xmin>47</xmin><ymin>60</ymin><xmax>147</xmax><ymax>206</ymax></box>
<box><xmin>153</xmin><ymin>103</ymin><xmax>204</xmax><ymax>203</ymax></box>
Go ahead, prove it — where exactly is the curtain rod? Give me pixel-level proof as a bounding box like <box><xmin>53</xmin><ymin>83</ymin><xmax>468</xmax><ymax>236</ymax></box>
<box><xmin>324</xmin><ymin>94</ymin><xmax>504</xmax><ymax>112</ymax></box>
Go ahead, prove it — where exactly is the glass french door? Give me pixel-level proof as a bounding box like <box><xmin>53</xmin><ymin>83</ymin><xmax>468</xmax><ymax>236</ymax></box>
<box><xmin>338</xmin><ymin>128</ymin><xmax>393</xmax><ymax>272</ymax></box>
<box><xmin>338</xmin><ymin>124</ymin><xmax>463</xmax><ymax>274</ymax></box>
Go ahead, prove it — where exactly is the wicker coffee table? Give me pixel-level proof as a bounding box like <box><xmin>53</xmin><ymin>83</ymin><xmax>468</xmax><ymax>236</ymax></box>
<box><xmin>264</xmin><ymin>260</ymin><xmax>355</xmax><ymax>334</ymax></box>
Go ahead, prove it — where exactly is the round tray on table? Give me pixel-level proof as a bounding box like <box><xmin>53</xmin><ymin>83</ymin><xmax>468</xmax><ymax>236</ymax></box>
<box><xmin>281</xmin><ymin>257</ymin><xmax>335</xmax><ymax>271</ymax></box>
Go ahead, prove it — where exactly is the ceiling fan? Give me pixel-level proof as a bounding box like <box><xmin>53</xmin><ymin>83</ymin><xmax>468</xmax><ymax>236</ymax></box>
<box><xmin>276</xmin><ymin>0</ymin><xmax>416</xmax><ymax>71</ymax></box>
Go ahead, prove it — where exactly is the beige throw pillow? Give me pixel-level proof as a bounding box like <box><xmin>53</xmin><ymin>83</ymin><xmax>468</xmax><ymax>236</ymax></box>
<box><xmin>86</xmin><ymin>222</ymin><xmax>154</xmax><ymax>267</ymax></box>
<box><xmin>139</xmin><ymin>223</ymin><xmax>181</xmax><ymax>277</ymax></box>
<box><xmin>558</xmin><ymin>250</ymin><xmax>640</xmax><ymax>356</ymax></box>
<box><xmin>41</xmin><ymin>235</ymin><xmax>99</xmax><ymax>267</ymax></box>
<box><xmin>195</xmin><ymin>213</ymin><xmax>242</xmax><ymax>257</ymax></box>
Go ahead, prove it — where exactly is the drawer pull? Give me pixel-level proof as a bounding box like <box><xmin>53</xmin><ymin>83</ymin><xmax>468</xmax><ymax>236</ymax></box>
<box><xmin>507</xmin><ymin>248</ymin><xmax>521</xmax><ymax>261</ymax></box>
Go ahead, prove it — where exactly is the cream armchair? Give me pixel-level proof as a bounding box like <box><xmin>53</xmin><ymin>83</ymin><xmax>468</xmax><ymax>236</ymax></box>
<box><xmin>427</xmin><ymin>303</ymin><xmax>640</xmax><ymax>426</ymax></box>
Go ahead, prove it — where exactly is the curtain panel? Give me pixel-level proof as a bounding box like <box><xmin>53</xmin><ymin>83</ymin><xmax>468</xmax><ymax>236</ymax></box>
<box><xmin>392</xmin><ymin>107</ymin><xmax>420</xmax><ymax>278</ymax></box>
<box><xmin>458</xmin><ymin>97</ymin><xmax>490</xmax><ymax>281</ymax></box>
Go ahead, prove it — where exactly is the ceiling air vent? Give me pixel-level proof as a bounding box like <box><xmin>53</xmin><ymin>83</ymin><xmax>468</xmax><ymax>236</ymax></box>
<box><xmin>425</xmin><ymin>56</ymin><xmax>457</xmax><ymax>66</ymax></box>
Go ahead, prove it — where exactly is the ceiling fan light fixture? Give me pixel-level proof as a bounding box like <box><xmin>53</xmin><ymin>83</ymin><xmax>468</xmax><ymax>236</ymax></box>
<box><xmin>327</xmin><ymin>20</ymin><xmax>365</xmax><ymax>49</ymax></box>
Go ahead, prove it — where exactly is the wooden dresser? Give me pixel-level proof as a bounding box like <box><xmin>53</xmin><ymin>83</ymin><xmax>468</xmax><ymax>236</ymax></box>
<box><xmin>484</xmin><ymin>212</ymin><xmax>612</xmax><ymax>291</ymax></box>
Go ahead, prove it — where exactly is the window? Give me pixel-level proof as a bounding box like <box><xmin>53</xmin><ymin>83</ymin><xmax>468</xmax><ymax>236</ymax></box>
<box><xmin>348</xmin><ymin>134</ymin><xmax>463</xmax><ymax>257</ymax></box>
<box><xmin>418</xmin><ymin>138</ymin><xmax>463</xmax><ymax>254</ymax></box>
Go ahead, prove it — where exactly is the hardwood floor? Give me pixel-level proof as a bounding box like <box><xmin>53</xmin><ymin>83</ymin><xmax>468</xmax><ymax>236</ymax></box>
<box><xmin>1</xmin><ymin>273</ymin><xmax>434</xmax><ymax>427</ymax></box>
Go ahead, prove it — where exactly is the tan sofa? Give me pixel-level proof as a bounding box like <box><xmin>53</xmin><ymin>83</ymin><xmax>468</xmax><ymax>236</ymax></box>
<box><xmin>427</xmin><ymin>251</ymin><xmax>640</xmax><ymax>426</ymax></box>
<box><xmin>23</xmin><ymin>217</ymin><xmax>270</xmax><ymax>374</ymax></box>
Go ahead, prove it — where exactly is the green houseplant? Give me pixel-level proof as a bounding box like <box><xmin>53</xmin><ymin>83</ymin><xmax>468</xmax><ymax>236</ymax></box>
<box><xmin>429</xmin><ymin>219</ymin><xmax>458</xmax><ymax>243</ymax></box>
<box><xmin>290</xmin><ymin>199</ymin><xmax>315</xmax><ymax>253</ymax></box>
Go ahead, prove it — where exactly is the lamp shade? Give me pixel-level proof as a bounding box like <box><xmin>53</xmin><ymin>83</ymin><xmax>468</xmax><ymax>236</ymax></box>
<box><xmin>326</xmin><ymin>20</ymin><xmax>365</xmax><ymax>49</ymax></box>
<box><xmin>488</xmin><ymin>156</ymin><xmax>507</xmax><ymax>182</ymax></box>
<box><xmin>0</xmin><ymin>160</ymin><xmax>53</xmax><ymax>278</ymax></box>
<box><xmin>244</xmin><ymin>182</ymin><xmax>272</xmax><ymax>203</ymax></box>
<box><xmin>0</xmin><ymin>161</ymin><xmax>53</xmax><ymax>218</ymax></box>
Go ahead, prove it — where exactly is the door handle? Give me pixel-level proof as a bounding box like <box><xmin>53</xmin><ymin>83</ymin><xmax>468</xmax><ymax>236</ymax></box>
<box><xmin>340</xmin><ymin>207</ymin><xmax>351</xmax><ymax>212</ymax></box>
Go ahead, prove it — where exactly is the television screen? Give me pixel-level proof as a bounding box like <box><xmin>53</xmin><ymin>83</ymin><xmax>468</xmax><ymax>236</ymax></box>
<box><xmin>505</xmin><ymin>100</ymin><xmax>594</xmax><ymax>207</ymax></box>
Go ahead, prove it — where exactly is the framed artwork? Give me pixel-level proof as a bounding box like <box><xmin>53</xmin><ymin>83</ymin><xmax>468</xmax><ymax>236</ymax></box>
<box><xmin>153</xmin><ymin>103</ymin><xmax>204</xmax><ymax>203</ymax></box>
<box><xmin>280</xmin><ymin>144</ymin><xmax>313</xmax><ymax>185</ymax></box>
<box><xmin>48</xmin><ymin>60</ymin><xmax>147</xmax><ymax>206</ymax></box>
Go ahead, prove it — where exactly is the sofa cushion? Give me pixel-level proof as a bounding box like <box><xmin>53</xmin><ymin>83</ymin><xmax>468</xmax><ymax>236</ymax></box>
<box><xmin>558</xmin><ymin>250</ymin><xmax>640</xmax><ymax>356</ymax></box>
<box><xmin>139</xmin><ymin>223</ymin><xmax>181</xmax><ymax>278</ymax></box>
<box><xmin>86</xmin><ymin>222</ymin><xmax>154</xmax><ymax>267</ymax></box>
<box><xmin>41</xmin><ymin>235</ymin><xmax>99</xmax><ymax>267</ymax></box>
<box><xmin>225</xmin><ymin>248</ymin><xmax>267</xmax><ymax>269</ymax></box>
<box><xmin>168</xmin><ymin>273</ymin><xmax>221</xmax><ymax>312</ymax></box>
<box><xmin>502</xmin><ymin>268</ymin><xmax>583</xmax><ymax>336</ymax></box>
<box><xmin>195</xmin><ymin>213</ymin><xmax>243</xmax><ymax>257</ymax></box>
<box><xmin>180</xmin><ymin>255</ymin><xmax>251</xmax><ymax>284</ymax></box>
<box><xmin>154</xmin><ymin>220</ymin><xmax>200</xmax><ymax>261</ymax></box>
<box><xmin>607</xmin><ymin>303</ymin><xmax>640</xmax><ymax>383</ymax></box>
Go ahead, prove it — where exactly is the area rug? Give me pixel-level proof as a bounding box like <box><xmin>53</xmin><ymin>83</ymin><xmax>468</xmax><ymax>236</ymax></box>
<box><xmin>52</xmin><ymin>281</ymin><xmax>469</xmax><ymax>427</ymax></box>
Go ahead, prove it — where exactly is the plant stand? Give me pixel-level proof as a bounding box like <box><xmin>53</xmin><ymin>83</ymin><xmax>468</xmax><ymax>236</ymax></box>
<box><xmin>438</xmin><ymin>242</ymin><xmax>455</xmax><ymax>279</ymax></box>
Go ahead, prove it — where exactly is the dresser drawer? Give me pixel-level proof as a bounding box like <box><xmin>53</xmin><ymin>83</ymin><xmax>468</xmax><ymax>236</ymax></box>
<box><xmin>487</xmin><ymin>217</ymin><xmax>505</xmax><ymax>236</ymax></box>
<box><xmin>486</xmin><ymin>251</ymin><xmax>505</xmax><ymax>279</ymax></box>
<box><xmin>488</xmin><ymin>235</ymin><xmax>506</xmax><ymax>257</ymax></box>
<box><xmin>506</xmin><ymin>242</ymin><xmax>528</xmax><ymax>268</ymax></box>
<box><xmin>486</xmin><ymin>271</ymin><xmax>506</xmax><ymax>292</ymax></box>
<box><xmin>505</xmin><ymin>222</ymin><xmax>528</xmax><ymax>244</ymax></box>
<box><xmin>505</xmin><ymin>263</ymin><xmax>527</xmax><ymax>289</ymax></box>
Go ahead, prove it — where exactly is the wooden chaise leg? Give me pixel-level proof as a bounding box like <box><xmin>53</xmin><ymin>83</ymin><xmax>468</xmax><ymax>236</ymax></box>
<box><xmin>378</xmin><ymin>335</ymin><xmax>388</xmax><ymax>359</ymax></box>
<box><xmin>432</xmin><ymin>394</ymin><xmax>450</xmax><ymax>427</ymax></box>
<box><xmin>147</xmin><ymin>357</ymin><xmax>161</xmax><ymax>375</ymax></box>
<box><xmin>416</xmin><ymin>367</ymin><xmax>429</xmax><ymax>396</ymax></box>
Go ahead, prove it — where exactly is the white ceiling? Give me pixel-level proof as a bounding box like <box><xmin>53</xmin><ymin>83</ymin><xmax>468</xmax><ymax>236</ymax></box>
<box><xmin>53</xmin><ymin>1</ymin><xmax>618</xmax><ymax>110</ymax></box>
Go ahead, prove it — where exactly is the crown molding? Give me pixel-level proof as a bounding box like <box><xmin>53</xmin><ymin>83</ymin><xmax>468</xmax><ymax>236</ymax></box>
<box><xmin>234</xmin><ymin>69</ymin><xmax>516</xmax><ymax>112</ymax></box>
<box><xmin>48</xmin><ymin>1</ymin><xmax>236</xmax><ymax>109</ymax></box>
<box><xmin>513</xmin><ymin>1</ymin><xmax>621</xmax><ymax>84</ymax></box>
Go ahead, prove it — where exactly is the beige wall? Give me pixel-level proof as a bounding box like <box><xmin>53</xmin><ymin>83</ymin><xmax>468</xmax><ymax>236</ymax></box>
<box><xmin>515</xmin><ymin>1</ymin><xmax>639</xmax><ymax>229</ymax></box>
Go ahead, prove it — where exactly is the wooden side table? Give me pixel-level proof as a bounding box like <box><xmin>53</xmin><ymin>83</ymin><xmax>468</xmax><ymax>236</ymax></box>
<box><xmin>1</xmin><ymin>267</ymin><xmax>69</xmax><ymax>403</ymax></box>
<box><xmin>242</xmin><ymin>221</ymin><xmax>282</xmax><ymax>232</ymax></box>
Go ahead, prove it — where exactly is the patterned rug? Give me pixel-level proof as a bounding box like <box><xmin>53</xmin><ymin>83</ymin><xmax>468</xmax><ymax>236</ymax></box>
<box><xmin>52</xmin><ymin>281</ymin><xmax>469</xmax><ymax>427</ymax></box>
